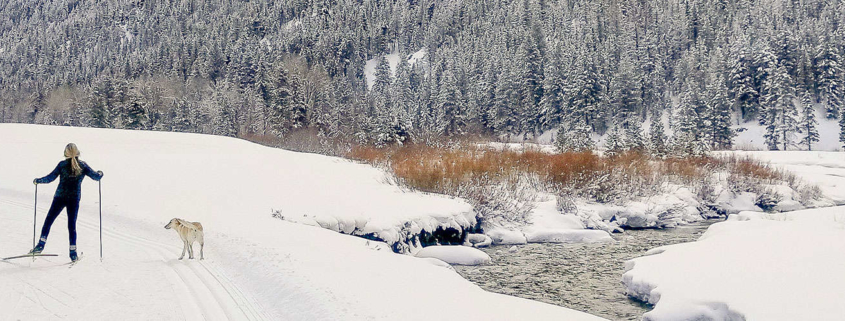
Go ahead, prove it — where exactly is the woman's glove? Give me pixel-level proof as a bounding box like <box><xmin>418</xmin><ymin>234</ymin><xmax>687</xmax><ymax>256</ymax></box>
<box><xmin>33</xmin><ymin>179</ymin><xmax>38</xmax><ymax>185</ymax></box>
<box><xmin>97</xmin><ymin>171</ymin><xmax>104</xmax><ymax>177</ymax></box>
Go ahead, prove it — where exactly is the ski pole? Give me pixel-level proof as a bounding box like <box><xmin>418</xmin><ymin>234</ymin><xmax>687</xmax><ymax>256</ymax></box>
<box><xmin>99</xmin><ymin>179</ymin><xmax>103</xmax><ymax>261</ymax></box>
<box><xmin>33</xmin><ymin>184</ymin><xmax>37</xmax><ymax>250</ymax></box>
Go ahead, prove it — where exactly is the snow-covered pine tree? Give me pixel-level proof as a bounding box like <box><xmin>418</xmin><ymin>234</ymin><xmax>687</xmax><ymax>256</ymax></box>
<box><xmin>124</xmin><ymin>87</ymin><xmax>149</xmax><ymax>130</ymax></box>
<box><xmin>706</xmin><ymin>74</ymin><xmax>734</xmax><ymax>150</ymax></box>
<box><xmin>89</xmin><ymin>79</ymin><xmax>117</xmax><ymax>128</ymax></box>
<box><xmin>437</xmin><ymin>65</ymin><xmax>465</xmax><ymax>137</ymax></box>
<box><xmin>762</xmin><ymin>64</ymin><xmax>799</xmax><ymax>151</ymax></box>
<box><xmin>672</xmin><ymin>87</ymin><xmax>706</xmax><ymax>156</ymax></box>
<box><xmin>555</xmin><ymin>118</ymin><xmax>594</xmax><ymax>152</ymax></box>
<box><xmin>604</xmin><ymin>125</ymin><xmax>624</xmax><ymax>157</ymax></box>
<box><xmin>517</xmin><ymin>33</ymin><xmax>544</xmax><ymax>137</ymax></box>
<box><xmin>728</xmin><ymin>41</ymin><xmax>759</xmax><ymax>121</ymax></box>
<box><xmin>389</xmin><ymin>55</ymin><xmax>414</xmax><ymax>143</ymax></box>
<box><xmin>623</xmin><ymin>120</ymin><xmax>646</xmax><ymax>152</ymax></box>
<box><xmin>539</xmin><ymin>43</ymin><xmax>566</xmax><ymax>132</ymax></box>
<box><xmin>493</xmin><ymin>59</ymin><xmax>520</xmax><ymax>135</ymax></box>
<box><xmin>26</xmin><ymin>90</ymin><xmax>47</xmax><ymax>124</ymax></box>
<box><xmin>754</xmin><ymin>45</ymin><xmax>779</xmax><ymax>127</ymax></box>
<box><xmin>799</xmin><ymin>91</ymin><xmax>819</xmax><ymax>150</ymax></box>
<box><xmin>814</xmin><ymin>42</ymin><xmax>844</xmax><ymax>119</ymax></box>
<box><xmin>648</xmin><ymin>117</ymin><xmax>668</xmax><ymax>157</ymax></box>
<box><xmin>566</xmin><ymin>44</ymin><xmax>605</xmax><ymax>131</ymax></box>
<box><xmin>674</xmin><ymin>87</ymin><xmax>700</xmax><ymax>141</ymax></box>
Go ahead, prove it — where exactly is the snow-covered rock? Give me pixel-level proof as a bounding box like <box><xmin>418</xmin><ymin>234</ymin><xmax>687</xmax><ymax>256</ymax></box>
<box><xmin>486</xmin><ymin>228</ymin><xmax>528</xmax><ymax>245</ymax></box>
<box><xmin>415</xmin><ymin>246</ymin><xmax>492</xmax><ymax>266</ymax></box>
<box><xmin>464</xmin><ymin>233</ymin><xmax>493</xmax><ymax>248</ymax></box>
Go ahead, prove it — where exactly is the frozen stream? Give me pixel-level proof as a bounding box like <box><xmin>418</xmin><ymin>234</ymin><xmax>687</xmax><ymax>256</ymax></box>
<box><xmin>455</xmin><ymin>221</ymin><xmax>717</xmax><ymax>320</ymax></box>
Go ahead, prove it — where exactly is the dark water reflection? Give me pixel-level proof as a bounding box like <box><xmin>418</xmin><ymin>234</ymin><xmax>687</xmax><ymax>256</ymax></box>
<box><xmin>454</xmin><ymin>221</ymin><xmax>716</xmax><ymax>320</ymax></box>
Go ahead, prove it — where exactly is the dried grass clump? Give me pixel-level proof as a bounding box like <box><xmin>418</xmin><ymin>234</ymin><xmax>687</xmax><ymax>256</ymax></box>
<box><xmin>346</xmin><ymin>143</ymin><xmax>816</xmax><ymax>223</ymax></box>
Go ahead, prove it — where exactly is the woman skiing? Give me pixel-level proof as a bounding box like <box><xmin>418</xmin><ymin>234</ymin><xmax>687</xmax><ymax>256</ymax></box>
<box><xmin>30</xmin><ymin>143</ymin><xmax>103</xmax><ymax>262</ymax></box>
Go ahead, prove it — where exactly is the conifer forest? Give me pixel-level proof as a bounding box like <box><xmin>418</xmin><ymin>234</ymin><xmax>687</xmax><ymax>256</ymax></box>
<box><xmin>1</xmin><ymin>0</ymin><xmax>843</xmax><ymax>151</ymax></box>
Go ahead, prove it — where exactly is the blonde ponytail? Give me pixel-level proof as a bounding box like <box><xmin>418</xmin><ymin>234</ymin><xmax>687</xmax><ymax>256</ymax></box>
<box><xmin>64</xmin><ymin>143</ymin><xmax>82</xmax><ymax>176</ymax></box>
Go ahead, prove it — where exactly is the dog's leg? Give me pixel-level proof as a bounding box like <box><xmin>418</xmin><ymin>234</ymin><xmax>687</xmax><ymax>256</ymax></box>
<box><xmin>179</xmin><ymin>240</ymin><xmax>187</xmax><ymax>260</ymax></box>
<box><xmin>188</xmin><ymin>242</ymin><xmax>194</xmax><ymax>260</ymax></box>
<box><xmin>200</xmin><ymin>239</ymin><xmax>204</xmax><ymax>260</ymax></box>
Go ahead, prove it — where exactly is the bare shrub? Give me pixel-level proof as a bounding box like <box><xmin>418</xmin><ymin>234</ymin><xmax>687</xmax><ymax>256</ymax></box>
<box><xmin>344</xmin><ymin>142</ymin><xmax>814</xmax><ymax>225</ymax></box>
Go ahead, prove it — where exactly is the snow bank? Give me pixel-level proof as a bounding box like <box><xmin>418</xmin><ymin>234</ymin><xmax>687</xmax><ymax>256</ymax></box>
<box><xmin>415</xmin><ymin>246</ymin><xmax>492</xmax><ymax>266</ymax></box>
<box><xmin>0</xmin><ymin>124</ymin><xmax>604</xmax><ymax>321</ymax></box>
<box><xmin>622</xmin><ymin>206</ymin><xmax>845</xmax><ymax>320</ymax></box>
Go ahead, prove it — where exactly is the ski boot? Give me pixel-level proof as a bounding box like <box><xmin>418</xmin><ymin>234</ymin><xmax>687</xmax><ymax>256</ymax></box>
<box><xmin>28</xmin><ymin>238</ymin><xmax>46</xmax><ymax>255</ymax></box>
<box><xmin>69</xmin><ymin>245</ymin><xmax>78</xmax><ymax>262</ymax></box>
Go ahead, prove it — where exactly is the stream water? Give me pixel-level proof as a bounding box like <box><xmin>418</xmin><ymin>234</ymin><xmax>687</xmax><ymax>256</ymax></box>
<box><xmin>454</xmin><ymin>221</ymin><xmax>717</xmax><ymax>320</ymax></box>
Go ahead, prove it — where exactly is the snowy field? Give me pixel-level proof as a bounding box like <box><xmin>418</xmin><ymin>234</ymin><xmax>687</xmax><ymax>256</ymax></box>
<box><xmin>623</xmin><ymin>150</ymin><xmax>845</xmax><ymax>320</ymax></box>
<box><xmin>0</xmin><ymin>124</ymin><xmax>604</xmax><ymax>320</ymax></box>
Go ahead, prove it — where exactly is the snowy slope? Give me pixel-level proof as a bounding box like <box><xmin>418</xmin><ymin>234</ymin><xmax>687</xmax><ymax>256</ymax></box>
<box><xmin>0</xmin><ymin>124</ymin><xmax>604</xmax><ymax>321</ymax></box>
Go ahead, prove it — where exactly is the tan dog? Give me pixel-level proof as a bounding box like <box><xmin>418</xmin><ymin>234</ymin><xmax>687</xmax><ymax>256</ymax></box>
<box><xmin>164</xmin><ymin>218</ymin><xmax>205</xmax><ymax>260</ymax></box>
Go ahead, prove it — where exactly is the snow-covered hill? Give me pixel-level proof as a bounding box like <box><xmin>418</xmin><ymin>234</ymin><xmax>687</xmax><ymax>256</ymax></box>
<box><xmin>0</xmin><ymin>124</ymin><xmax>604</xmax><ymax>320</ymax></box>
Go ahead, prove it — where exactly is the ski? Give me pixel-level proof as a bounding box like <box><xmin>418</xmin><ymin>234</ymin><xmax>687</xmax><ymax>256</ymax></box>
<box><xmin>66</xmin><ymin>253</ymin><xmax>84</xmax><ymax>267</ymax></box>
<box><xmin>2</xmin><ymin>253</ymin><xmax>59</xmax><ymax>261</ymax></box>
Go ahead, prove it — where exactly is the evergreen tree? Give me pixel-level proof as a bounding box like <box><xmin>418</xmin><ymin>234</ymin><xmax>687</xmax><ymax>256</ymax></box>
<box><xmin>437</xmin><ymin>65</ymin><xmax>465</xmax><ymax>136</ymax></box>
<box><xmin>762</xmin><ymin>65</ymin><xmax>799</xmax><ymax>151</ymax></box>
<box><xmin>648</xmin><ymin>118</ymin><xmax>668</xmax><ymax>157</ymax></box>
<box><xmin>604</xmin><ymin>125</ymin><xmax>624</xmax><ymax>157</ymax></box>
<box><xmin>815</xmin><ymin>42</ymin><xmax>844</xmax><ymax>119</ymax></box>
<box><xmin>124</xmin><ymin>88</ymin><xmax>149</xmax><ymax>130</ymax></box>
<box><xmin>27</xmin><ymin>91</ymin><xmax>47</xmax><ymax>124</ymax></box>
<box><xmin>555</xmin><ymin>119</ymin><xmax>593</xmax><ymax>152</ymax></box>
<box><xmin>539</xmin><ymin>43</ymin><xmax>566</xmax><ymax>131</ymax></box>
<box><xmin>89</xmin><ymin>79</ymin><xmax>117</xmax><ymax>128</ymax></box>
<box><xmin>706</xmin><ymin>74</ymin><xmax>735</xmax><ymax>149</ymax></box>
<box><xmin>728</xmin><ymin>42</ymin><xmax>759</xmax><ymax>121</ymax></box>
<box><xmin>754</xmin><ymin>45</ymin><xmax>779</xmax><ymax>126</ymax></box>
<box><xmin>799</xmin><ymin>91</ymin><xmax>819</xmax><ymax>150</ymax></box>
<box><xmin>623</xmin><ymin>120</ymin><xmax>646</xmax><ymax>152</ymax></box>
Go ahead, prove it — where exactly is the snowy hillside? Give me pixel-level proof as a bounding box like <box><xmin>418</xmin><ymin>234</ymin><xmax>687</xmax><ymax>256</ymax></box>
<box><xmin>0</xmin><ymin>124</ymin><xmax>604</xmax><ymax>321</ymax></box>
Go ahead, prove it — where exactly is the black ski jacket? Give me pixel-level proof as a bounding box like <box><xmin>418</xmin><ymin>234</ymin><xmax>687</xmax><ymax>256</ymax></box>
<box><xmin>36</xmin><ymin>159</ymin><xmax>103</xmax><ymax>200</ymax></box>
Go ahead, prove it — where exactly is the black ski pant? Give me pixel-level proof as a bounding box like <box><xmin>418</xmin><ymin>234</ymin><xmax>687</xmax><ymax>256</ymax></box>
<box><xmin>39</xmin><ymin>197</ymin><xmax>80</xmax><ymax>247</ymax></box>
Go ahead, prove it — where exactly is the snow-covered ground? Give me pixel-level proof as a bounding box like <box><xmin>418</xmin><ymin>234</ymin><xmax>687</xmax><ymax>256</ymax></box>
<box><xmin>733</xmin><ymin>107</ymin><xmax>842</xmax><ymax>152</ymax></box>
<box><xmin>0</xmin><ymin>124</ymin><xmax>604</xmax><ymax>321</ymax></box>
<box><xmin>623</xmin><ymin>150</ymin><xmax>845</xmax><ymax>321</ymax></box>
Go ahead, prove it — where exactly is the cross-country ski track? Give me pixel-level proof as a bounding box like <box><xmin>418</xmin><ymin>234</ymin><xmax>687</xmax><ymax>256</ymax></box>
<box><xmin>0</xmin><ymin>193</ymin><xmax>269</xmax><ymax>321</ymax></box>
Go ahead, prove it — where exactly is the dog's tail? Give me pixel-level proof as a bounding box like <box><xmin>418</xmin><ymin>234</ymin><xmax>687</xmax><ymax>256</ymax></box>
<box><xmin>193</xmin><ymin>222</ymin><xmax>204</xmax><ymax>232</ymax></box>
